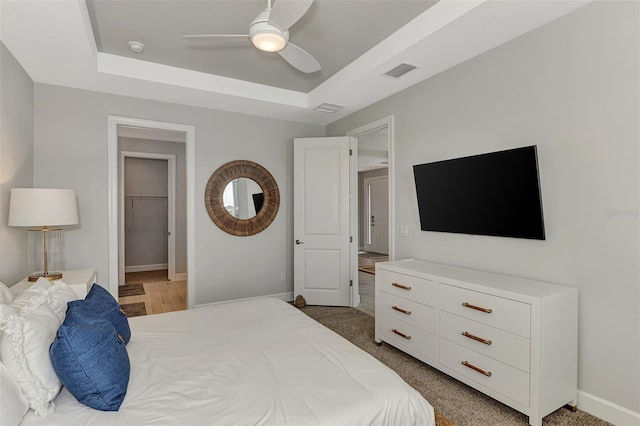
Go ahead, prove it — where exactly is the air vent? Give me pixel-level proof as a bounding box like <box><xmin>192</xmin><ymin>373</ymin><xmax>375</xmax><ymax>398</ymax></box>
<box><xmin>383</xmin><ymin>63</ymin><xmax>418</xmax><ymax>79</ymax></box>
<box><xmin>313</xmin><ymin>103</ymin><xmax>345</xmax><ymax>113</ymax></box>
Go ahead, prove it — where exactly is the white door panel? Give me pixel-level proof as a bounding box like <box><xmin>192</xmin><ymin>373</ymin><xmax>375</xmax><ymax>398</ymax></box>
<box><xmin>304</xmin><ymin>147</ymin><xmax>341</xmax><ymax>235</ymax></box>
<box><xmin>294</xmin><ymin>137</ymin><xmax>352</xmax><ymax>306</ymax></box>
<box><xmin>305</xmin><ymin>250</ymin><xmax>340</xmax><ymax>289</ymax></box>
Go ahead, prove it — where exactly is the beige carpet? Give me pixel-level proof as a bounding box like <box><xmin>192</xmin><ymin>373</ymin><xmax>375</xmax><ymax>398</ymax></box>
<box><xmin>300</xmin><ymin>305</ymin><xmax>611</xmax><ymax>426</ymax></box>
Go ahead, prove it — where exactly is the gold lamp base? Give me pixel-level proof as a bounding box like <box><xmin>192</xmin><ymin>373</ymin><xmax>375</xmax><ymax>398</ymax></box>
<box><xmin>28</xmin><ymin>272</ymin><xmax>63</xmax><ymax>282</ymax></box>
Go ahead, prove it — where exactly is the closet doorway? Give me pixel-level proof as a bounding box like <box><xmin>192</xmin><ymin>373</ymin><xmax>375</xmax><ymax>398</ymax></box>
<box><xmin>119</xmin><ymin>152</ymin><xmax>176</xmax><ymax>285</ymax></box>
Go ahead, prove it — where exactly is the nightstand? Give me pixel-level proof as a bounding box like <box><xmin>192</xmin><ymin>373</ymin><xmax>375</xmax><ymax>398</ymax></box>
<box><xmin>12</xmin><ymin>269</ymin><xmax>97</xmax><ymax>300</ymax></box>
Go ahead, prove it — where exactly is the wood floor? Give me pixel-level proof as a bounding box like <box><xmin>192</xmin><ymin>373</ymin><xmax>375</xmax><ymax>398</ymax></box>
<box><xmin>357</xmin><ymin>253</ymin><xmax>388</xmax><ymax>317</ymax></box>
<box><xmin>118</xmin><ymin>270</ymin><xmax>187</xmax><ymax>315</ymax></box>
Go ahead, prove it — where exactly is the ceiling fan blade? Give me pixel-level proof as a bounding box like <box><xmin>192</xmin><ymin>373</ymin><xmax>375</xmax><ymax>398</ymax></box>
<box><xmin>269</xmin><ymin>0</ymin><xmax>313</xmax><ymax>32</ymax></box>
<box><xmin>278</xmin><ymin>42</ymin><xmax>320</xmax><ymax>73</ymax></box>
<box><xmin>182</xmin><ymin>34</ymin><xmax>249</xmax><ymax>39</ymax></box>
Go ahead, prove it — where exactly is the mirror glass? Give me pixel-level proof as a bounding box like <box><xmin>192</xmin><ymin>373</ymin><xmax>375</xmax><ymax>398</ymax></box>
<box><xmin>223</xmin><ymin>178</ymin><xmax>263</xmax><ymax>219</ymax></box>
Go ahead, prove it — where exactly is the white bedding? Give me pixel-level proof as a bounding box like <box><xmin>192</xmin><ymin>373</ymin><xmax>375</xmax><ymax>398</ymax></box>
<box><xmin>21</xmin><ymin>298</ymin><xmax>434</xmax><ymax>425</ymax></box>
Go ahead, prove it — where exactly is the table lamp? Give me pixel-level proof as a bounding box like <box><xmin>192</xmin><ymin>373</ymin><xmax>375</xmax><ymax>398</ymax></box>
<box><xmin>8</xmin><ymin>188</ymin><xmax>79</xmax><ymax>281</ymax></box>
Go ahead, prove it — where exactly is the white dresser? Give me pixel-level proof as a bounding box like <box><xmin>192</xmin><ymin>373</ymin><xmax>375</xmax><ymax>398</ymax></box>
<box><xmin>375</xmin><ymin>260</ymin><xmax>577</xmax><ymax>426</ymax></box>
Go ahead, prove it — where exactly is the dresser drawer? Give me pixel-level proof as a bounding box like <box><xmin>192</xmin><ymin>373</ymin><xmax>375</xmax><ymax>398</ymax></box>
<box><xmin>377</xmin><ymin>313</ymin><xmax>435</xmax><ymax>360</ymax></box>
<box><xmin>376</xmin><ymin>269</ymin><xmax>436</xmax><ymax>307</ymax></box>
<box><xmin>378</xmin><ymin>291</ymin><xmax>435</xmax><ymax>333</ymax></box>
<box><xmin>440</xmin><ymin>284</ymin><xmax>531</xmax><ymax>337</ymax></box>
<box><xmin>439</xmin><ymin>311</ymin><xmax>530</xmax><ymax>372</ymax></box>
<box><xmin>439</xmin><ymin>338</ymin><xmax>530</xmax><ymax>407</ymax></box>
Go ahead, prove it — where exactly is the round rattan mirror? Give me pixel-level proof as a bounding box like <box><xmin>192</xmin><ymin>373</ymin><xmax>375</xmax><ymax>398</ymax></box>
<box><xmin>204</xmin><ymin>160</ymin><xmax>280</xmax><ymax>236</ymax></box>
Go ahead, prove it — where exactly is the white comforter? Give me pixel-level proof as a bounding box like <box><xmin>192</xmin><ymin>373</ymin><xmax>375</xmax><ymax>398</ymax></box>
<box><xmin>22</xmin><ymin>298</ymin><xmax>434</xmax><ymax>425</ymax></box>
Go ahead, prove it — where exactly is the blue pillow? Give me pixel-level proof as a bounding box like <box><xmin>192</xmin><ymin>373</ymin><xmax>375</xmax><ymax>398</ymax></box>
<box><xmin>67</xmin><ymin>284</ymin><xmax>131</xmax><ymax>344</ymax></box>
<box><xmin>49</xmin><ymin>313</ymin><xmax>130</xmax><ymax>411</ymax></box>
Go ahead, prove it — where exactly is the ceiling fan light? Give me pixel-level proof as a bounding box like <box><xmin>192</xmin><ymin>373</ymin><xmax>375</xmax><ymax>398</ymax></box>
<box><xmin>251</xmin><ymin>31</ymin><xmax>286</xmax><ymax>52</ymax></box>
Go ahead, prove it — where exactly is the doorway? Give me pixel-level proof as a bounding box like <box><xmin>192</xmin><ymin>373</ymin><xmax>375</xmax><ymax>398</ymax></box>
<box><xmin>120</xmin><ymin>152</ymin><xmax>176</xmax><ymax>286</ymax></box>
<box><xmin>363</xmin><ymin>175</ymin><xmax>389</xmax><ymax>255</ymax></box>
<box><xmin>347</xmin><ymin>116</ymin><xmax>394</xmax><ymax>316</ymax></box>
<box><xmin>107</xmin><ymin>116</ymin><xmax>196</xmax><ymax>309</ymax></box>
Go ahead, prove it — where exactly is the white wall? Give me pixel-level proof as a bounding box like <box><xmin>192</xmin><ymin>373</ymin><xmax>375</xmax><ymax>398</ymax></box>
<box><xmin>0</xmin><ymin>42</ymin><xmax>33</xmax><ymax>285</ymax></box>
<box><xmin>33</xmin><ymin>84</ymin><xmax>324</xmax><ymax>304</ymax></box>
<box><xmin>328</xmin><ymin>1</ymin><xmax>639</xmax><ymax>420</ymax></box>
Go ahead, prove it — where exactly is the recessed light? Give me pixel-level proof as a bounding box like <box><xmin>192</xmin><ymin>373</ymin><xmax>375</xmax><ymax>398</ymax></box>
<box><xmin>128</xmin><ymin>41</ymin><xmax>145</xmax><ymax>53</ymax></box>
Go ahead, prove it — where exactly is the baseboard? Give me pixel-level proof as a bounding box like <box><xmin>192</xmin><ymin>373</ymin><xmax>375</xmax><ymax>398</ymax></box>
<box><xmin>125</xmin><ymin>264</ymin><xmax>168</xmax><ymax>273</ymax></box>
<box><xmin>195</xmin><ymin>292</ymin><xmax>293</xmax><ymax>308</ymax></box>
<box><xmin>578</xmin><ymin>390</ymin><xmax>640</xmax><ymax>425</ymax></box>
<box><xmin>173</xmin><ymin>273</ymin><xmax>187</xmax><ymax>281</ymax></box>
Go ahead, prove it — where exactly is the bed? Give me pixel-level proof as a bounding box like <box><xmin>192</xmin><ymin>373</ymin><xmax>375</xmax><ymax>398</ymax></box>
<box><xmin>18</xmin><ymin>297</ymin><xmax>434</xmax><ymax>425</ymax></box>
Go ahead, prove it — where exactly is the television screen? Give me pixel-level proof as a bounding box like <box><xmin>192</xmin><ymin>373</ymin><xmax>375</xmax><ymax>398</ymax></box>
<box><xmin>413</xmin><ymin>146</ymin><xmax>545</xmax><ymax>240</ymax></box>
<box><xmin>252</xmin><ymin>192</ymin><xmax>264</xmax><ymax>214</ymax></box>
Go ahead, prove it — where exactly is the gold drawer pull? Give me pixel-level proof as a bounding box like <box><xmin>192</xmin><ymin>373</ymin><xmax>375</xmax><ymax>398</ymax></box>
<box><xmin>462</xmin><ymin>302</ymin><xmax>492</xmax><ymax>314</ymax></box>
<box><xmin>392</xmin><ymin>282</ymin><xmax>412</xmax><ymax>291</ymax></box>
<box><xmin>391</xmin><ymin>328</ymin><xmax>411</xmax><ymax>340</ymax></box>
<box><xmin>392</xmin><ymin>305</ymin><xmax>411</xmax><ymax>315</ymax></box>
<box><xmin>462</xmin><ymin>331</ymin><xmax>492</xmax><ymax>346</ymax></box>
<box><xmin>461</xmin><ymin>361</ymin><xmax>492</xmax><ymax>377</ymax></box>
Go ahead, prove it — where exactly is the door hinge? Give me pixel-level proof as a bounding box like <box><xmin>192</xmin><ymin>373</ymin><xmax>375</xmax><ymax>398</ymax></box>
<box><xmin>350</xmin><ymin>236</ymin><xmax>353</xmax><ymax>243</ymax></box>
<box><xmin>350</xmin><ymin>280</ymin><xmax>353</xmax><ymax>287</ymax></box>
<box><xmin>349</xmin><ymin>149</ymin><xmax>353</xmax><ymax>156</ymax></box>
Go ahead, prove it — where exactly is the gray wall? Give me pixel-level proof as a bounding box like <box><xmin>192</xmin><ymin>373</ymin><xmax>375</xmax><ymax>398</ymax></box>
<box><xmin>358</xmin><ymin>168</ymin><xmax>388</xmax><ymax>248</ymax></box>
<box><xmin>0</xmin><ymin>42</ymin><xmax>33</xmax><ymax>285</ymax></box>
<box><xmin>33</xmin><ymin>84</ymin><xmax>324</xmax><ymax>304</ymax></box>
<box><xmin>124</xmin><ymin>157</ymin><xmax>168</xmax><ymax>197</ymax></box>
<box><xmin>328</xmin><ymin>1</ymin><xmax>639</xmax><ymax>415</ymax></box>
<box><xmin>124</xmin><ymin>157</ymin><xmax>169</xmax><ymax>269</ymax></box>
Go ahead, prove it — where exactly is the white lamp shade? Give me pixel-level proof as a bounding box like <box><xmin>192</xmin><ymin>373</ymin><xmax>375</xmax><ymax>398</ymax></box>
<box><xmin>8</xmin><ymin>188</ymin><xmax>79</xmax><ymax>227</ymax></box>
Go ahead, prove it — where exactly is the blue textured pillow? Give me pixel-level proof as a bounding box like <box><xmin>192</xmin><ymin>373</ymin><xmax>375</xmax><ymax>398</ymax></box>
<box><xmin>50</xmin><ymin>312</ymin><xmax>130</xmax><ymax>411</ymax></box>
<box><xmin>67</xmin><ymin>284</ymin><xmax>131</xmax><ymax>344</ymax></box>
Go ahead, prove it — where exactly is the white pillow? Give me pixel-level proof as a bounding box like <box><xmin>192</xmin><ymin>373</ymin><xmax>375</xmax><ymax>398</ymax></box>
<box><xmin>0</xmin><ymin>282</ymin><xmax>73</xmax><ymax>416</ymax></box>
<box><xmin>0</xmin><ymin>360</ymin><xmax>29</xmax><ymax>426</ymax></box>
<box><xmin>0</xmin><ymin>281</ymin><xmax>14</xmax><ymax>304</ymax></box>
<box><xmin>0</xmin><ymin>281</ymin><xmax>16</xmax><ymax>352</ymax></box>
<box><xmin>34</xmin><ymin>278</ymin><xmax>77</xmax><ymax>322</ymax></box>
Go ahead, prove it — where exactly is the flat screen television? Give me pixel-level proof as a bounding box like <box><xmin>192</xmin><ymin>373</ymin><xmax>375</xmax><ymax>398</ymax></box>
<box><xmin>413</xmin><ymin>145</ymin><xmax>545</xmax><ymax>240</ymax></box>
<box><xmin>252</xmin><ymin>192</ymin><xmax>264</xmax><ymax>214</ymax></box>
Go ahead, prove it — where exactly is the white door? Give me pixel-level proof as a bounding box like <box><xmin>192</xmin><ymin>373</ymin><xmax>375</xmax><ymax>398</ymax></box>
<box><xmin>294</xmin><ymin>137</ymin><xmax>352</xmax><ymax>306</ymax></box>
<box><xmin>364</xmin><ymin>175</ymin><xmax>389</xmax><ymax>254</ymax></box>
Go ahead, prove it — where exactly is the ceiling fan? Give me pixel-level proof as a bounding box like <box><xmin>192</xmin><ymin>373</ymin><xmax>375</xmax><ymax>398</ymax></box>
<box><xmin>182</xmin><ymin>0</ymin><xmax>321</xmax><ymax>74</ymax></box>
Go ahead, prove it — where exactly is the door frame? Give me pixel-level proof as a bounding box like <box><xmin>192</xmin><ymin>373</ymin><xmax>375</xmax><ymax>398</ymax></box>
<box><xmin>347</xmin><ymin>115</ymin><xmax>395</xmax><ymax>260</ymax></box>
<box><xmin>363</xmin><ymin>174</ymin><xmax>389</xmax><ymax>254</ymax></box>
<box><xmin>119</xmin><ymin>151</ymin><xmax>176</xmax><ymax>285</ymax></box>
<box><xmin>107</xmin><ymin>115</ymin><xmax>196</xmax><ymax>308</ymax></box>
<box><xmin>347</xmin><ymin>116</ymin><xmax>395</xmax><ymax>308</ymax></box>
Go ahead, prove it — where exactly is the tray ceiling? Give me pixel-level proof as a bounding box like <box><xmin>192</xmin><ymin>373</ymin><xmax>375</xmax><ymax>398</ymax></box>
<box><xmin>0</xmin><ymin>0</ymin><xmax>590</xmax><ymax>125</ymax></box>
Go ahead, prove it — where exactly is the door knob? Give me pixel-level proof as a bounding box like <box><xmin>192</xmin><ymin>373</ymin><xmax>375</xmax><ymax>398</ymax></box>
<box><xmin>295</xmin><ymin>240</ymin><xmax>304</xmax><ymax>245</ymax></box>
